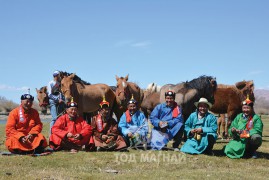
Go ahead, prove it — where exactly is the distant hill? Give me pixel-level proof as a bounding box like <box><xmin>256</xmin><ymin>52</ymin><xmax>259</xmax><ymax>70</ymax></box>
<box><xmin>254</xmin><ymin>89</ymin><xmax>269</xmax><ymax>115</ymax></box>
<box><xmin>255</xmin><ymin>89</ymin><xmax>269</xmax><ymax>101</ymax></box>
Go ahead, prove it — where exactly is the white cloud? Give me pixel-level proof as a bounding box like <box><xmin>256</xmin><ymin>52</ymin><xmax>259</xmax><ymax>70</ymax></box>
<box><xmin>0</xmin><ymin>84</ymin><xmax>29</xmax><ymax>91</ymax></box>
<box><xmin>248</xmin><ymin>70</ymin><xmax>263</xmax><ymax>75</ymax></box>
<box><xmin>114</xmin><ymin>40</ymin><xmax>134</xmax><ymax>47</ymax></box>
<box><xmin>114</xmin><ymin>40</ymin><xmax>152</xmax><ymax>48</ymax></box>
<box><xmin>130</xmin><ymin>41</ymin><xmax>151</xmax><ymax>48</ymax></box>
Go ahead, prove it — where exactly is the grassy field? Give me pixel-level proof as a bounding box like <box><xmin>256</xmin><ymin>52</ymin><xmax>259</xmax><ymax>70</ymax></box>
<box><xmin>0</xmin><ymin>115</ymin><xmax>268</xmax><ymax>180</ymax></box>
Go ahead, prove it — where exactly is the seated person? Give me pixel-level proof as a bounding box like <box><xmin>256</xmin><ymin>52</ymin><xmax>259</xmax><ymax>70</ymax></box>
<box><xmin>118</xmin><ymin>96</ymin><xmax>148</xmax><ymax>147</ymax></box>
<box><xmin>224</xmin><ymin>97</ymin><xmax>263</xmax><ymax>159</ymax></box>
<box><xmin>5</xmin><ymin>94</ymin><xmax>48</xmax><ymax>154</ymax></box>
<box><xmin>49</xmin><ymin>99</ymin><xmax>93</xmax><ymax>153</ymax></box>
<box><xmin>180</xmin><ymin>98</ymin><xmax>217</xmax><ymax>155</ymax></box>
<box><xmin>91</xmin><ymin>97</ymin><xmax>127</xmax><ymax>151</ymax></box>
<box><xmin>149</xmin><ymin>90</ymin><xmax>184</xmax><ymax>150</ymax></box>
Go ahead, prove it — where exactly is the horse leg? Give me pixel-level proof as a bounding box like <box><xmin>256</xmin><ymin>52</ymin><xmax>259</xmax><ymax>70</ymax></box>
<box><xmin>217</xmin><ymin>116</ymin><xmax>222</xmax><ymax>138</ymax></box>
<box><xmin>83</xmin><ymin>112</ymin><xmax>92</xmax><ymax>124</ymax></box>
<box><xmin>222</xmin><ymin>114</ymin><xmax>228</xmax><ymax>139</ymax></box>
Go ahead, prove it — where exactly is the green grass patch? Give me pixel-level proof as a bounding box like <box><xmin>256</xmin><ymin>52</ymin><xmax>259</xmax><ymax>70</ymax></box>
<box><xmin>0</xmin><ymin>116</ymin><xmax>268</xmax><ymax>179</ymax></box>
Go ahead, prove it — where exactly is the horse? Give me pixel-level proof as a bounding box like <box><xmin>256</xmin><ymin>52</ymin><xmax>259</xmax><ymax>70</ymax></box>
<box><xmin>159</xmin><ymin>75</ymin><xmax>217</xmax><ymax>120</ymax></box>
<box><xmin>36</xmin><ymin>86</ymin><xmax>49</xmax><ymax>115</ymax></box>
<box><xmin>210</xmin><ymin>80</ymin><xmax>255</xmax><ymax>138</ymax></box>
<box><xmin>35</xmin><ymin>71</ymin><xmax>91</xmax><ymax>115</ymax></box>
<box><xmin>141</xmin><ymin>83</ymin><xmax>161</xmax><ymax>118</ymax></box>
<box><xmin>60</xmin><ymin>73</ymin><xmax>116</xmax><ymax>117</ymax></box>
<box><xmin>114</xmin><ymin>74</ymin><xmax>142</xmax><ymax>119</ymax></box>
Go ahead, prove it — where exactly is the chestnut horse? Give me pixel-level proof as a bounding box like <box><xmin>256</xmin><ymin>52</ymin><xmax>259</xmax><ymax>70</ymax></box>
<box><xmin>36</xmin><ymin>86</ymin><xmax>49</xmax><ymax>115</ymax></box>
<box><xmin>60</xmin><ymin>73</ymin><xmax>116</xmax><ymax>117</ymax></box>
<box><xmin>114</xmin><ymin>74</ymin><xmax>142</xmax><ymax>119</ymax></box>
<box><xmin>35</xmin><ymin>71</ymin><xmax>91</xmax><ymax>115</ymax></box>
<box><xmin>211</xmin><ymin>80</ymin><xmax>255</xmax><ymax>138</ymax></box>
<box><xmin>160</xmin><ymin>75</ymin><xmax>217</xmax><ymax>120</ymax></box>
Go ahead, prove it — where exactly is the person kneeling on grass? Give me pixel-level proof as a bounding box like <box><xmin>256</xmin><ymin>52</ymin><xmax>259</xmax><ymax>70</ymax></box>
<box><xmin>49</xmin><ymin>99</ymin><xmax>93</xmax><ymax>153</ymax></box>
<box><xmin>180</xmin><ymin>98</ymin><xmax>217</xmax><ymax>155</ymax></box>
<box><xmin>224</xmin><ymin>97</ymin><xmax>263</xmax><ymax>159</ymax></box>
<box><xmin>5</xmin><ymin>94</ymin><xmax>48</xmax><ymax>154</ymax></box>
<box><xmin>91</xmin><ymin>97</ymin><xmax>127</xmax><ymax>151</ymax></box>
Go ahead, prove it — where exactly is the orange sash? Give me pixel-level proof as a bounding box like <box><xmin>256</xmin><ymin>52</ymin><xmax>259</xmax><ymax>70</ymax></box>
<box><xmin>172</xmin><ymin>102</ymin><xmax>180</xmax><ymax>118</ymax></box>
<box><xmin>126</xmin><ymin>110</ymin><xmax>131</xmax><ymax>123</ymax></box>
<box><xmin>246</xmin><ymin>116</ymin><xmax>253</xmax><ymax>130</ymax></box>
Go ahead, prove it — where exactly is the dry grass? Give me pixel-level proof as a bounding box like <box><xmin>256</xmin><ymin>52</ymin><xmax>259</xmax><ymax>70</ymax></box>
<box><xmin>0</xmin><ymin>116</ymin><xmax>268</xmax><ymax>180</ymax></box>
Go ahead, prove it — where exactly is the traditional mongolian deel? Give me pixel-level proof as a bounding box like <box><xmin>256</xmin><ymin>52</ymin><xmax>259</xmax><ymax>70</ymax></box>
<box><xmin>5</xmin><ymin>106</ymin><xmax>48</xmax><ymax>153</ymax></box>
<box><xmin>180</xmin><ymin>111</ymin><xmax>218</xmax><ymax>154</ymax></box>
<box><xmin>224</xmin><ymin>113</ymin><xmax>263</xmax><ymax>158</ymax></box>
<box><xmin>49</xmin><ymin>114</ymin><xmax>93</xmax><ymax>150</ymax></box>
<box><xmin>149</xmin><ymin>102</ymin><xmax>184</xmax><ymax>150</ymax></box>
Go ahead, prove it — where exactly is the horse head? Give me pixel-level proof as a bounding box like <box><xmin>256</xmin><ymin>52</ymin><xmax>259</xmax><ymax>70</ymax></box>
<box><xmin>187</xmin><ymin>75</ymin><xmax>217</xmax><ymax>105</ymax></box>
<box><xmin>61</xmin><ymin>73</ymin><xmax>77</xmax><ymax>103</ymax></box>
<box><xmin>115</xmin><ymin>74</ymin><xmax>131</xmax><ymax>107</ymax></box>
<box><xmin>235</xmin><ymin>80</ymin><xmax>255</xmax><ymax>101</ymax></box>
<box><xmin>207</xmin><ymin>76</ymin><xmax>217</xmax><ymax>104</ymax></box>
<box><xmin>36</xmin><ymin>86</ymin><xmax>49</xmax><ymax>114</ymax></box>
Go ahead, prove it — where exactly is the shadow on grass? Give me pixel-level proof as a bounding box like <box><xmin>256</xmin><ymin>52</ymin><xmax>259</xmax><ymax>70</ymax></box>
<box><xmin>257</xmin><ymin>151</ymin><xmax>269</xmax><ymax>159</ymax></box>
<box><xmin>212</xmin><ymin>149</ymin><xmax>226</xmax><ymax>157</ymax></box>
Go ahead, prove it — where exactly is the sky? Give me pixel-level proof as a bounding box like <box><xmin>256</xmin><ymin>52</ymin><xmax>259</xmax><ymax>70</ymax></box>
<box><xmin>0</xmin><ymin>0</ymin><xmax>269</xmax><ymax>104</ymax></box>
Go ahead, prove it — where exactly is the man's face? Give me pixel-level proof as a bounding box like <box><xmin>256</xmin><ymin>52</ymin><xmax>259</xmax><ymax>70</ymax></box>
<box><xmin>127</xmin><ymin>103</ymin><xmax>137</xmax><ymax>115</ymax></box>
<box><xmin>66</xmin><ymin>107</ymin><xmax>78</xmax><ymax>118</ymax></box>
<box><xmin>242</xmin><ymin>105</ymin><xmax>252</xmax><ymax>116</ymax></box>
<box><xmin>198</xmin><ymin>103</ymin><xmax>209</xmax><ymax>115</ymax></box>
<box><xmin>165</xmin><ymin>96</ymin><xmax>175</xmax><ymax>107</ymax></box>
<box><xmin>21</xmin><ymin>99</ymin><xmax>33</xmax><ymax>110</ymax></box>
<box><xmin>99</xmin><ymin>107</ymin><xmax>110</xmax><ymax>117</ymax></box>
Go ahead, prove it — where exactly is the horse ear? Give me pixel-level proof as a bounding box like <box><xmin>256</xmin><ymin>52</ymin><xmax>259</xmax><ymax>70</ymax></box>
<box><xmin>235</xmin><ymin>80</ymin><xmax>246</xmax><ymax>90</ymax></box>
<box><xmin>116</xmin><ymin>75</ymin><xmax>119</xmax><ymax>81</ymax></box>
<box><xmin>35</xmin><ymin>88</ymin><xmax>39</xmax><ymax>93</ymax></box>
<box><xmin>125</xmin><ymin>74</ymin><xmax>129</xmax><ymax>81</ymax></box>
<box><xmin>70</xmin><ymin>73</ymin><xmax>76</xmax><ymax>79</ymax></box>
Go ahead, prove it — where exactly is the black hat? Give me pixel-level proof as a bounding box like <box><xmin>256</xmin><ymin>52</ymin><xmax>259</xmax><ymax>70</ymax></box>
<box><xmin>99</xmin><ymin>96</ymin><xmax>110</xmax><ymax>109</ymax></box>
<box><xmin>67</xmin><ymin>97</ymin><xmax>78</xmax><ymax>108</ymax></box>
<box><xmin>165</xmin><ymin>90</ymin><xmax>175</xmax><ymax>98</ymax></box>
<box><xmin>21</xmin><ymin>94</ymin><xmax>34</xmax><ymax>101</ymax></box>
<box><xmin>127</xmin><ymin>94</ymin><xmax>137</xmax><ymax>105</ymax></box>
<box><xmin>242</xmin><ymin>95</ymin><xmax>254</xmax><ymax>108</ymax></box>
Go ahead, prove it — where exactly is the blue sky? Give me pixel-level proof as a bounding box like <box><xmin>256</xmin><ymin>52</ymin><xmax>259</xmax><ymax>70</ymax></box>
<box><xmin>0</xmin><ymin>0</ymin><xmax>268</xmax><ymax>104</ymax></box>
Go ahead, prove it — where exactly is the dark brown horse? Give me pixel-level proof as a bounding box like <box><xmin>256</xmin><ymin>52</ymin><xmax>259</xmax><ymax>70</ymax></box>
<box><xmin>211</xmin><ymin>80</ymin><xmax>255</xmax><ymax>138</ymax></box>
<box><xmin>36</xmin><ymin>86</ymin><xmax>49</xmax><ymax>114</ymax></box>
<box><xmin>114</xmin><ymin>74</ymin><xmax>142</xmax><ymax>119</ymax></box>
<box><xmin>160</xmin><ymin>75</ymin><xmax>217</xmax><ymax>120</ymax></box>
<box><xmin>60</xmin><ymin>73</ymin><xmax>116</xmax><ymax>117</ymax></box>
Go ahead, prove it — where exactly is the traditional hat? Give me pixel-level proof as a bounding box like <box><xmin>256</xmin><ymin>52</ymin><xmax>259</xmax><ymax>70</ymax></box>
<box><xmin>53</xmin><ymin>70</ymin><xmax>60</xmax><ymax>77</ymax></box>
<box><xmin>165</xmin><ymin>90</ymin><xmax>175</xmax><ymax>98</ymax></box>
<box><xmin>127</xmin><ymin>94</ymin><xmax>137</xmax><ymax>105</ymax></box>
<box><xmin>242</xmin><ymin>95</ymin><xmax>253</xmax><ymax>107</ymax></box>
<box><xmin>99</xmin><ymin>96</ymin><xmax>110</xmax><ymax>109</ymax></box>
<box><xmin>21</xmin><ymin>94</ymin><xmax>34</xmax><ymax>101</ymax></box>
<box><xmin>194</xmin><ymin>97</ymin><xmax>212</xmax><ymax>108</ymax></box>
<box><xmin>67</xmin><ymin>97</ymin><xmax>78</xmax><ymax>108</ymax></box>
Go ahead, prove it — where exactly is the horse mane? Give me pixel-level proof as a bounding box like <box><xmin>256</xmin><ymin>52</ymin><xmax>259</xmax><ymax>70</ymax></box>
<box><xmin>39</xmin><ymin>86</ymin><xmax>47</xmax><ymax>93</ymax></box>
<box><xmin>184</xmin><ymin>75</ymin><xmax>217</xmax><ymax>91</ymax></box>
<box><xmin>60</xmin><ymin>71</ymin><xmax>91</xmax><ymax>85</ymax></box>
<box><xmin>146</xmin><ymin>83</ymin><xmax>161</xmax><ymax>93</ymax></box>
